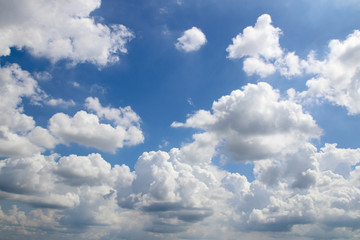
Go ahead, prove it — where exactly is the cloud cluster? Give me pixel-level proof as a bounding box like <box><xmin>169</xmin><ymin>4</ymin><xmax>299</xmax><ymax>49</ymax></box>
<box><xmin>175</xmin><ymin>27</ymin><xmax>207</xmax><ymax>52</ymax></box>
<box><xmin>227</xmin><ymin>14</ymin><xmax>360</xmax><ymax>116</ymax></box>
<box><xmin>0</xmin><ymin>64</ymin><xmax>143</xmax><ymax>157</ymax></box>
<box><xmin>0</xmin><ymin>0</ymin><xmax>134</xmax><ymax>66</ymax></box>
<box><xmin>1</xmin><ymin>136</ymin><xmax>360</xmax><ymax>239</ymax></box>
<box><xmin>173</xmin><ymin>82</ymin><xmax>321</xmax><ymax>161</ymax></box>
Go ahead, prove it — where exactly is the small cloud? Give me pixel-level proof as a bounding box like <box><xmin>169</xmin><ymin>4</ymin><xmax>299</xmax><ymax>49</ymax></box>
<box><xmin>33</xmin><ymin>71</ymin><xmax>52</xmax><ymax>81</ymax></box>
<box><xmin>159</xmin><ymin>7</ymin><xmax>168</xmax><ymax>14</ymax></box>
<box><xmin>175</xmin><ymin>27</ymin><xmax>207</xmax><ymax>52</ymax></box>
<box><xmin>71</xmin><ymin>81</ymin><xmax>80</xmax><ymax>87</ymax></box>
<box><xmin>158</xmin><ymin>139</ymin><xmax>170</xmax><ymax>149</ymax></box>
<box><xmin>46</xmin><ymin>98</ymin><xmax>76</xmax><ymax>108</ymax></box>
<box><xmin>187</xmin><ymin>97</ymin><xmax>195</xmax><ymax>107</ymax></box>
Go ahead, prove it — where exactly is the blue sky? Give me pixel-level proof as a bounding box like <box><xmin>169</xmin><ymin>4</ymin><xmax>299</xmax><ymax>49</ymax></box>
<box><xmin>1</xmin><ymin>0</ymin><xmax>360</xmax><ymax>239</ymax></box>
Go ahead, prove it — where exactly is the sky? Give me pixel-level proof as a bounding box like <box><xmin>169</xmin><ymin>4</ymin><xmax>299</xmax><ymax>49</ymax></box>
<box><xmin>0</xmin><ymin>0</ymin><xmax>360</xmax><ymax>239</ymax></box>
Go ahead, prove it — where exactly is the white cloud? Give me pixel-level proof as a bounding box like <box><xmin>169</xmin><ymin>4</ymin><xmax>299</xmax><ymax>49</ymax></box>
<box><xmin>56</xmin><ymin>153</ymin><xmax>112</xmax><ymax>186</ymax></box>
<box><xmin>45</xmin><ymin>98</ymin><xmax>75</xmax><ymax>108</ymax></box>
<box><xmin>226</xmin><ymin>14</ymin><xmax>303</xmax><ymax>78</ymax></box>
<box><xmin>243</xmin><ymin>57</ymin><xmax>276</xmax><ymax>78</ymax></box>
<box><xmin>277</xmin><ymin>52</ymin><xmax>302</xmax><ymax>77</ymax></box>
<box><xmin>173</xmin><ymin>82</ymin><xmax>321</xmax><ymax>161</ymax></box>
<box><xmin>0</xmin><ymin>64</ymin><xmax>59</xmax><ymax>157</ymax></box>
<box><xmin>85</xmin><ymin>97</ymin><xmax>141</xmax><ymax>128</ymax></box>
<box><xmin>175</xmin><ymin>27</ymin><xmax>207</xmax><ymax>52</ymax></box>
<box><xmin>0</xmin><ymin>0</ymin><xmax>134</xmax><ymax>66</ymax></box>
<box><xmin>300</xmin><ymin>30</ymin><xmax>360</xmax><ymax>114</ymax></box>
<box><xmin>0</xmin><ymin>64</ymin><xmax>38</xmax><ymax>132</ymax></box>
<box><xmin>49</xmin><ymin>98</ymin><xmax>143</xmax><ymax>152</ymax></box>
<box><xmin>226</xmin><ymin>14</ymin><xmax>282</xmax><ymax>60</ymax></box>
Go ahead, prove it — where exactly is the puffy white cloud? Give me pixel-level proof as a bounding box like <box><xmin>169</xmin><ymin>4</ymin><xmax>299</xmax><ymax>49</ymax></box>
<box><xmin>277</xmin><ymin>52</ymin><xmax>302</xmax><ymax>77</ymax></box>
<box><xmin>0</xmin><ymin>64</ymin><xmax>38</xmax><ymax>133</ymax></box>
<box><xmin>175</xmin><ymin>27</ymin><xmax>207</xmax><ymax>52</ymax></box>
<box><xmin>300</xmin><ymin>30</ymin><xmax>360</xmax><ymax>114</ymax></box>
<box><xmin>48</xmin><ymin>96</ymin><xmax>143</xmax><ymax>152</ymax></box>
<box><xmin>85</xmin><ymin>97</ymin><xmax>141</xmax><ymax>128</ymax></box>
<box><xmin>0</xmin><ymin>0</ymin><xmax>134</xmax><ymax>66</ymax></box>
<box><xmin>0</xmin><ymin>64</ymin><xmax>59</xmax><ymax>157</ymax></box>
<box><xmin>226</xmin><ymin>14</ymin><xmax>303</xmax><ymax>78</ymax></box>
<box><xmin>49</xmin><ymin>111</ymin><xmax>143</xmax><ymax>152</ymax></box>
<box><xmin>173</xmin><ymin>82</ymin><xmax>321</xmax><ymax>161</ymax></box>
<box><xmin>315</xmin><ymin>143</ymin><xmax>360</xmax><ymax>178</ymax></box>
<box><xmin>243</xmin><ymin>57</ymin><xmax>276</xmax><ymax>78</ymax></box>
<box><xmin>226</xmin><ymin>14</ymin><xmax>282</xmax><ymax>60</ymax></box>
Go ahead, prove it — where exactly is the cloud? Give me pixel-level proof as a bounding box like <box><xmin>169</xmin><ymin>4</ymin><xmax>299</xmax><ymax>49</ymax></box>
<box><xmin>56</xmin><ymin>153</ymin><xmax>113</xmax><ymax>186</ymax></box>
<box><xmin>173</xmin><ymin>82</ymin><xmax>321</xmax><ymax>161</ymax></box>
<box><xmin>175</xmin><ymin>27</ymin><xmax>207</xmax><ymax>52</ymax></box>
<box><xmin>300</xmin><ymin>30</ymin><xmax>360</xmax><ymax>114</ymax></box>
<box><xmin>0</xmin><ymin>0</ymin><xmax>134</xmax><ymax>66</ymax></box>
<box><xmin>0</xmin><ymin>64</ymin><xmax>59</xmax><ymax>157</ymax></box>
<box><xmin>226</xmin><ymin>14</ymin><xmax>303</xmax><ymax>78</ymax></box>
<box><xmin>243</xmin><ymin>57</ymin><xmax>276</xmax><ymax>78</ymax></box>
<box><xmin>45</xmin><ymin>98</ymin><xmax>76</xmax><ymax>108</ymax></box>
<box><xmin>226</xmin><ymin>14</ymin><xmax>282</xmax><ymax>60</ymax></box>
<box><xmin>49</xmin><ymin>98</ymin><xmax>143</xmax><ymax>152</ymax></box>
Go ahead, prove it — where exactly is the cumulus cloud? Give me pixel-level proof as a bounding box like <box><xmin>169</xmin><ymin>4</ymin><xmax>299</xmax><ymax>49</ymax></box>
<box><xmin>173</xmin><ymin>82</ymin><xmax>321</xmax><ymax>161</ymax></box>
<box><xmin>226</xmin><ymin>14</ymin><xmax>282</xmax><ymax>60</ymax></box>
<box><xmin>0</xmin><ymin>64</ymin><xmax>59</xmax><ymax>157</ymax></box>
<box><xmin>175</xmin><ymin>27</ymin><xmax>207</xmax><ymax>52</ymax></box>
<box><xmin>226</xmin><ymin>14</ymin><xmax>303</xmax><ymax>78</ymax></box>
<box><xmin>0</xmin><ymin>0</ymin><xmax>134</xmax><ymax>66</ymax></box>
<box><xmin>299</xmin><ymin>30</ymin><xmax>360</xmax><ymax>114</ymax></box>
<box><xmin>243</xmin><ymin>57</ymin><xmax>276</xmax><ymax>78</ymax></box>
<box><xmin>49</xmin><ymin>98</ymin><xmax>143</xmax><ymax>152</ymax></box>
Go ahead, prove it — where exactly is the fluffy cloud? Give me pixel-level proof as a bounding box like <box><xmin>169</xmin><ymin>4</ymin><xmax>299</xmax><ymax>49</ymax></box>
<box><xmin>48</xmin><ymin>110</ymin><xmax>143</xmax><ymax>152</ymax></box>
<box><xmin>0</xmin><ymin>0</ymin><xmax>134</xmax><ymax>66</ymax></box>
<box><xmin>226</xmin><ymin>14</ymin><xmax>302</xmax><ymax>78</ymax></box>
<box><xmin>226</xmin><ymin>14</ymin><xmax>282</xmax><ymax>60</ymax></box>
<box><xmin>0</xmin><ymin>64</ymin><xmax>58</xmax><ymax>157</ymax></box>
<box><xmin>243</xmin><ymin>57</ymin><xmax>276</xmax><ymax>78</ymax></box>
<box><xmin>300</xmin><ymin>30</ymin><xmax>360</xmax><ymax>114</ymax></box>
<box><xmin>175</xmin><ymin>27</ymin><xmax>207</xmax><ymax>52</ymax></box>
<box><xmin>48</xmin><ymin>97</ymin><xmax>143</xmax><ymax>152</ymax></box>
<box><xmin>173</xmin><ymin>82</ymin><xmax>321</xmax><ymax>161</ymax></box>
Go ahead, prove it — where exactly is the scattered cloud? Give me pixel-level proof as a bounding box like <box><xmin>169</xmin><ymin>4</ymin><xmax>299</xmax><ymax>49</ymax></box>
<box><xmin>175</xmin><ymin>27</ymin><xmax>207</xmax><ymax>52</ymax></box>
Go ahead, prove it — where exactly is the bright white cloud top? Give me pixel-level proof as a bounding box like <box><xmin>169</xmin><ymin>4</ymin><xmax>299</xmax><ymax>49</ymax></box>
<box><xmin>0</xmin><ymin>1</ymin><xmax>360</xmax><ymax>240</ymax></box>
